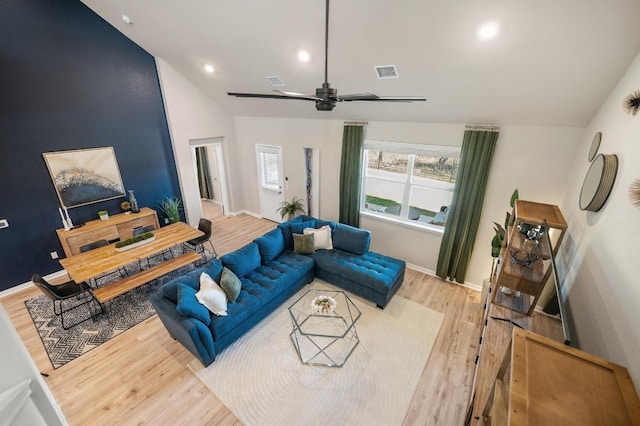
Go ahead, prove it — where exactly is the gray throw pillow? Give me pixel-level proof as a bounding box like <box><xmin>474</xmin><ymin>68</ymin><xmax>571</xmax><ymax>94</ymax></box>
<box><xmin>220</xmin><ymin>267</ymin><xmax>241</xmax><ymax>303</ymax></box>
<box><xmin>293</xmin><ymin>233</ymin><xmax>314</xmax><ymax>254</ymax></box>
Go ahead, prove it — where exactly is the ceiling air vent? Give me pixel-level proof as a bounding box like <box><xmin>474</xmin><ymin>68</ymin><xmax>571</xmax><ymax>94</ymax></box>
<box><xmin>265</xmin><ymin>76</ymin><xmax>285</xmax><ymax>86</ymax></box>
<box><xmin>374</xmin><ymin>65</ymin><xmax>399</xmax><ymax>79</ymax></box>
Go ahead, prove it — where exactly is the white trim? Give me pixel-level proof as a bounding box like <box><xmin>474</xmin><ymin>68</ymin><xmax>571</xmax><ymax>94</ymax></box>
<box><xmin>361</xmin><ymin>210</ymin><xmax>445</xmax><ymax>235</ymax></box>
<box><xmin>406</xmin><ymin>263</ymin><xmax>482</xmax><ymax>292</ymax></box>
<box><xmin>364</xmin><ymin>140</ymin><xmax>461</xmax><ymax>157</ymax></box>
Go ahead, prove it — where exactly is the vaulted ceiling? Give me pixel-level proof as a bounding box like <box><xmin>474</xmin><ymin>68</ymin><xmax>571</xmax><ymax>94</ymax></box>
<box><xmin>82</xmin><ymin>0</ymin><xmax>640</xmax><ymax>127</ymax></box>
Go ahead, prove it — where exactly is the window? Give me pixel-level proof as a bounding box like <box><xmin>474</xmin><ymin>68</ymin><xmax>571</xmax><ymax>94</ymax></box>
<box><xmin>257</xmin><ymin>147</ymin><xmax>281</xmax><ymax>192</ymax></box>
<box><xmin>361</xmin><ymin>141</ymin><xmax>460</xmax><ymax>229</ymax></box>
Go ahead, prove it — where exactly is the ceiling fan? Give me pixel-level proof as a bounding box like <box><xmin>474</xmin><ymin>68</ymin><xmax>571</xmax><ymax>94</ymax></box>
<box><xmin>227</xmin><ymin>0</ymin><xmax>426</xmax><ymax>111</ymax></box>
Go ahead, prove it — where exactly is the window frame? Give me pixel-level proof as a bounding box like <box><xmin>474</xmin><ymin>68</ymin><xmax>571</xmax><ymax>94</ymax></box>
<box><xmin>360</xmin><ymin>140</ymin><xmax>461</xmax><ymax>232</ymax></box>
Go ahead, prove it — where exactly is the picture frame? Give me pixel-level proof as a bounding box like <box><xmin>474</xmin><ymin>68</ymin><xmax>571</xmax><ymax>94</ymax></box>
<box><xmin>43</xmin><ymin>147</ymin><xmax>126</xmax><ymax>208</ymax></box>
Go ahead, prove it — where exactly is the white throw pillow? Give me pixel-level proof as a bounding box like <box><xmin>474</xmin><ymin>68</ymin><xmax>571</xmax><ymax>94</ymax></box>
<box><xmin>303</xmin><ymin>225</ymin><xmax>333</xmax><ymax>250</ymax></box>
<box><xmin>195</xmin><ymin>272</ymin><xmax>228</xmax><ymax>316</ymax></box>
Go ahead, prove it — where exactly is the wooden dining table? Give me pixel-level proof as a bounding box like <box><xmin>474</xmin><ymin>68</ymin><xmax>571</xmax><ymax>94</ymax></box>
<box><xmin>60</xmin><ymin>222</ymin><xmax>204</xmax><ymax>303</ymax></box>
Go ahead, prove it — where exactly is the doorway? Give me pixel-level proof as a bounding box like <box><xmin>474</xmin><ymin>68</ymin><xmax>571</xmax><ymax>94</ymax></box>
<box><xmin>190</xmin><ymin>138</ymin><xmax>229</xmax><ymax>222</ymax></box>
<box><xmin>256</xmin><ymin>144</ymin><xmax>284</xmax><ymax>222</ymax></box>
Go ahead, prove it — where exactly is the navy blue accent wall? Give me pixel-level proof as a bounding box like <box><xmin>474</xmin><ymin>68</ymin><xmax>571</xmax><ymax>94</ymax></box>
<box><xmin>0</xmin><ymin>0</ymin><xmax>182</xmax><ymax>291</ymax></box>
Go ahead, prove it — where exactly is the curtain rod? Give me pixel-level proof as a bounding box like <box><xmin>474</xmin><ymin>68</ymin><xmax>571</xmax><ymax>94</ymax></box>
<box><xmin>465</xmin><ymin>124</ymin><xmax>500</xmax><ymax>131</ymax></box>
<box><xmin>344</xmin><ymin>120</ymin><xmax>368</xmax><ymax>126</ymax></box>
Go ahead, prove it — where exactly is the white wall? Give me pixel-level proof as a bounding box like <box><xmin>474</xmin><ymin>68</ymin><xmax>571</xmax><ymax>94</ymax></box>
<box><xmin>232</xmin><ymin>116</ymin><xmax>582</xmax><ymax>287</ymax></box>
<box><xmin>559</xmin><ymin>52</ymin><xmax>640</xmax><ymax>385</ymax></box>
<box><xmin>155</xmin><ymin>58</ymin><xmax>242</xmax><ymax>225</ymax></box>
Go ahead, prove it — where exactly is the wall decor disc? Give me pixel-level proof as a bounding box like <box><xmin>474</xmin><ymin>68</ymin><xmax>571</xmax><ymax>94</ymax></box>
<box><xmin>623</xmin><ymin>89</ymin><xmax>640</xmax><ymax>116</ymax></box>
<box><xmin>579</xmin><ymin>153</ymin><xmax>618</xmax><ymax>212</ymax></box>
<box><xmin>630</xmin><ymin>179</ymin><xmax>640</xmax><ymax>209</ymax></box>
<box><xmin>588</xmin><ymin>132</ymin><xmax>602</xmax><ymax>162</ymax></box>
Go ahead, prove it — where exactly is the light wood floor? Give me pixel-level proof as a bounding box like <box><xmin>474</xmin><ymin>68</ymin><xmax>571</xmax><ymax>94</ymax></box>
<box><xmin>0</xmin><ymin>214</ymin><xmax>527</xmax><ymax>425</ymax></box>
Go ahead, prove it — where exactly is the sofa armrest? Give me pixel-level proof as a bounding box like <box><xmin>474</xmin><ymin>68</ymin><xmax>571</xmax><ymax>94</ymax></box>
<box><xmin>150</xmin><ymin>292</ymin><xmax>217</xmax><ymax>366</ymax></box>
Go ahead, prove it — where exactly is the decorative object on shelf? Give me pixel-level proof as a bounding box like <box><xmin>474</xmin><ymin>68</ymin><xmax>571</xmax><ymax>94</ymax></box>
<box><xmin>629</xmin><ymin>179</ymin><xmax>640</xmax><ymax>208</ymax></box>
<box><xmin>43</xmin><ymin>147</ymin><xmax>125</xmax><ymax>208</ymax></box>
<box><xmin>276</xmin><ymin>196</ymin><xmax>306</xmax><ymax>220</ymax></box>
<box><xmin>310</xmin><ymin>294</ymin><xmax>337</xmax><ymax>314</ymax></box>
<box><xmin>120</xmin><ymin>200</ymin><xmax>131</xmax><ymax>212</ymax></box>
<box><xmin>525</xmin><ymin>224</ymin><xmax>545</xmax><ymax>242</ymax></box>
<box><xmin>588</xmin><ymin>132</ymin><xmax>602</xmax><ymax>162</ymax></box>
<box><xmin>58</xmin><ymin>208</ymin><xmax>70</xmax><ymax>230</ymax></box>
<box><xmin>128</xmin><ymin>190</ymin><xmax>140</xmax><ymax>213</ymax></box>
<box><xmin>510</xmin><ymin>250</ymin><xmax>539</xmax><ymax>268</ymax></box>
<box><xmin>114</xmin><ymin>232</ymin><xmax>155</xmax><ymax>252</ymax></box>
<box><xmin>97</xmin><ymin>210</ymin><xmax>109</xmax><ymax>221</ymax></box>
<box><xmin>579</xmin><ymin>153</ymin><xmax>618</xmax><ymax>212</ymax></box>
<box><xmin>623</xmin><ymin>89</ymin><xmax>640</xmax><ymax>116</ymax></box>
<box><xmin>158</xmin><ymin>196</ymin><xmax>182</xmax><ymax>223</ymax></box>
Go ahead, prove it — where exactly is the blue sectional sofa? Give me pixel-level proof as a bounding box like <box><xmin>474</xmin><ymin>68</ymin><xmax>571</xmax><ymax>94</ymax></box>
<box><xmin>150</xmin><ymin>216</ymin><xmax>405</xmax><ymax>366</ymax></box>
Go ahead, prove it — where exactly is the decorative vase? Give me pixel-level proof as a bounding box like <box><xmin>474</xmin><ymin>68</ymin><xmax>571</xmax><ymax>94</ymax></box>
<box><xmin>128</xmin><ymin>190</ymin><xmax>140</xmax><ymax>213</ymax></box>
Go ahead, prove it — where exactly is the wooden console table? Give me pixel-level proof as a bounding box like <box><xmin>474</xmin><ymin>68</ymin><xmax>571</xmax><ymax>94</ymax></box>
<box><xmin>483</xmin><ymin>328</ymin><xmax>640</xmax><ymax>425</ymax></box>
<box><xmin>56</xmin><ymin>207</ymin><xmax>159</xmax><ymax>256</ymax></box>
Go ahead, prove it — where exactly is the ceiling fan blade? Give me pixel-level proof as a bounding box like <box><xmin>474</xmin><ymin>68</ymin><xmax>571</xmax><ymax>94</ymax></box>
<box><xmin>340</xmin><ymin>95</ymin><xmax>427</xmax><ymax>102</ymax></box>
<box><xmin>274</xmin><ymin>90</ymin><xmax>324</xmax><ymax>101</ymax></box>
<box><xmin>227</xmin><ymin>92</ymin><xmax>318</xmax><ymax>101</ymax></box>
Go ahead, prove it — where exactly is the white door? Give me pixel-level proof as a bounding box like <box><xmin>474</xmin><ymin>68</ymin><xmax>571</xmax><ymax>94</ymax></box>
<box><xmin>256</xmin><ymin>145</ymin><xmax>284</xmax><ymax>222</ymax></box>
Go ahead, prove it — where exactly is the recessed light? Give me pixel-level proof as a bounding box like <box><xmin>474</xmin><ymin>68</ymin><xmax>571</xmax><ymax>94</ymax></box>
<box><xmin>204</xmin><ymin>64</ymin><xmax>215</xmax><ymax>74</ymax></box>
<box><xmin>121</xmin><ymin>14</ymin><xmax>133</xmax><ymax>25</ymax></box>
<box><xmin>478</xmin><ymin>22</ymin><xmax>499</xmax><ymax>40</ymax></box>
<box><xmin>297</xmin><ymin>50</ymin><xmax>311</xmax><ymax>63</ymax></box>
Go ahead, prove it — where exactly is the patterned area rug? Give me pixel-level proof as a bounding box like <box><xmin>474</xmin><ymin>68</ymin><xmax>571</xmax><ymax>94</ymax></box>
<box><xmin>25</xmin><ymin>247</ymin><xmax>214</xmax><ymax>369</ymax></box>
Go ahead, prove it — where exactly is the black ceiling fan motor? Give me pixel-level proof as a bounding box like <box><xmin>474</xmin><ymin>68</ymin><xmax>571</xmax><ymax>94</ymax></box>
<box><xmin>315</xmin><ymin>83</ymin><xmax>337</xmax><ymax>111</ymax></box>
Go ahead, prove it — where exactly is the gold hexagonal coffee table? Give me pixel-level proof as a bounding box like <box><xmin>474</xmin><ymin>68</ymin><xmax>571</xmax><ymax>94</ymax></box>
<box><xmin>288</xmin><ymin>288</ymin><xmax>361</xmax><ymax>367</ymax></box>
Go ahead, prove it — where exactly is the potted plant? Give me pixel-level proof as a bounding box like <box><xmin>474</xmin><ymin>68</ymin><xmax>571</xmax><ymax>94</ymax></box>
<box><xmin>97</xmin><ymin>210</ymin><xmax>109</xmax><ymax>220</ymax></box>
<box><xmin>276</xmin><ymin>196</ymin><xmax>306</xmax><ymax>220</ymax></box>
<box><xmin>158</xmin><ymin>196</ymin><xmax>182</xmax><ymax>223</ymax></box>
<box><xmin>489</xmin><ymin>189</ymin><xmax>518</xmax><ymax>280</ymax></box>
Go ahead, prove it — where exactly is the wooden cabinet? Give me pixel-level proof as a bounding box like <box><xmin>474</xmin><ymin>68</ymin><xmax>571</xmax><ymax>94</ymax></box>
<box><xmin>492</xmin><ymin>200</ymin><xmax>567</xmax><ymax>315</ymax></box>
<box><xmin>56</xmin><ymin>207</ymin><xmax>159</xmax><ymax>256</ymax></box>
<box><xmin>483</xmin><ymin>329</ymin><xmax>640</xmax><ymax>426</ymax></box>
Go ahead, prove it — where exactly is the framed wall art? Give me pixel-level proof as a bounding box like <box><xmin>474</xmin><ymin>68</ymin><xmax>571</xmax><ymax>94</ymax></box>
<box><xmin>43</xmin><ymin>147</ymin><xmax>125</xmax><ymax>208</ymax></box>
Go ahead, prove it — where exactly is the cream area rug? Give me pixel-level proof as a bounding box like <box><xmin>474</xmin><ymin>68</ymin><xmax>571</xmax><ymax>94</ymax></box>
<box><xmin>189</xmin><ymin>281</ymin><xmax>444</xmax><ymax>426</ymax></box>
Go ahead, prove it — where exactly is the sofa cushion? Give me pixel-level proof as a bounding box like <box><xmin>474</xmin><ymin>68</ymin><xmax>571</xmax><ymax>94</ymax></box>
<box><xmin>304</xmin><ymin>225</ymin><xmax>333</xmax><ymax>250</ymax></box>
<box><xmin>220</xmin><ymin>267</ymin><xmax>241</xmax><ymax>302</ymax></box>
<box><xmin>176</xmin><ymin>283</ymin><xmax>211</xmax><ymax>325</ymax></box>
<box><xmin>210</xmin><ymin>252</ymin><xmax>315</xmax><ymax>339</ymax></box>
<box><xmin>221</xmin><ymin>242</ymin><xmax>261</xmax><ymax>278</ymax></box>
<box><xmin>311</xmin><ymin>249</ymin><xmax>404</xmax><ymax>295</ymax></box>
<box><xmin>277</xmin><ymin>216</ymin><xmax>304</xmax><ymax>250</ymax></box>
<box><xmin>314</xmin><ymin>219</ymin><xmax>337</xmax><ymax>234</ymax></box>
<box><xmin>196</xmin><ymin>272</ymin><xmax>227</xmax><ymax>316</ymax></box>
<box><xmin>288</xmin><ymin>219</ymin><xmax>315</xmax><ymax>235</ymax></box>
<box><xmin>253</xmin><ymin>228</ymin><xmax>285</xmax><ymax>264</ymax></box>
<box><xmin>162</xmin><ymin>259</ymin><xmax>223</xmax><ymax>303</ymax></box>
<box><xmin>332</xmin><ymin>223</ymin><xmax>371</xmax><ymax>255</ymax></box>
<box><xmin>293</xmin><ymin>233</ymin><xmax>315</xmax><ymax>254</ymax></box>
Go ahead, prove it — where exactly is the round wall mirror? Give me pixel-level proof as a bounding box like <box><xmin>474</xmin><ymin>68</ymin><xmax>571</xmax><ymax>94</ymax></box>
<box><xmin>588</xmin><ymin>132</ymin><xmax>602</xmax><ymax>162</ymax></box>
<box><xmin>579</xmin><ymin>153</ymin><xmax>618</xmax><ymax>211</ymax></box>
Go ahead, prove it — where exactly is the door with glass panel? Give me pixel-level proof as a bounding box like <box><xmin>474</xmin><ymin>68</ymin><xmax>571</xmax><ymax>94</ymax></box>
<box><xmin>256</xmin><ymin>145</ymin><xmax>284</xmax><ymax>222</ymax></box>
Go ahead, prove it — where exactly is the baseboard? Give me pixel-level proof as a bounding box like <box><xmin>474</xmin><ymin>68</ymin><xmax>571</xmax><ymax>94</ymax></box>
<box><xmin>0</xmin><ymin>269</ymin><xmax>68</xmax><ymax>298</ymax></box>
<box><xmin>406</xmin><ymin>263</ymin><xmax>482</xmax><ymax>293</ymax></box>
<box><xmin>228</xmin><ymin>209</ymin><xmax>263</xmax><ymax>219</ymax></box>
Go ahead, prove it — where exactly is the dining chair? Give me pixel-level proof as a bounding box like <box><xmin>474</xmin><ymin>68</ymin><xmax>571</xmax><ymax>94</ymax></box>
<box><xmin>79</xmin><ymin>239</ymin><xmax>128</xmax><ymax>287</ymax></box>
<box><xmin>183</xmin><ymin>218</ymin><xmax>217</xmax><ymax>264</ymax></box>
<box><xmin>31</xmin><ymin>273</ymin><xmax>104</xmax><ymax>330</ymax></box>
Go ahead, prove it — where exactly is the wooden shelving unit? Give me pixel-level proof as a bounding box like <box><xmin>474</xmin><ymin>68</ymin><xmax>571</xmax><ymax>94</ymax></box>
<box><xmin>491</xmin><ymin>200</ymin><xmax>567</xmax><ymax>315</ymax></box>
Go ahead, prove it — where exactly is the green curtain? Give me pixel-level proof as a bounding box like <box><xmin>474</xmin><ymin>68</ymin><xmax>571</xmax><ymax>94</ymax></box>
<box><xmin>339</xmin><ymin>125</ymin><xmax>364</xmax><ymax>227</ymax></box>
<box><xmin>436</xmin><ymin>129</ymin><xmax>499</xmax><ymax>283</ymax></box>
<box><xmin>195</xmin><ymin>147</ymin><xmax>214</xmax><ymax>199</ymax></box>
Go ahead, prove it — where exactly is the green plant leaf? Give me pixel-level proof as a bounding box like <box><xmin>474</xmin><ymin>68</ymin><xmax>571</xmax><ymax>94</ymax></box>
<box><xmin>510</xmin><ymin>189</ymin><xmax>519</xmax><ymax>208</ymax></box>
